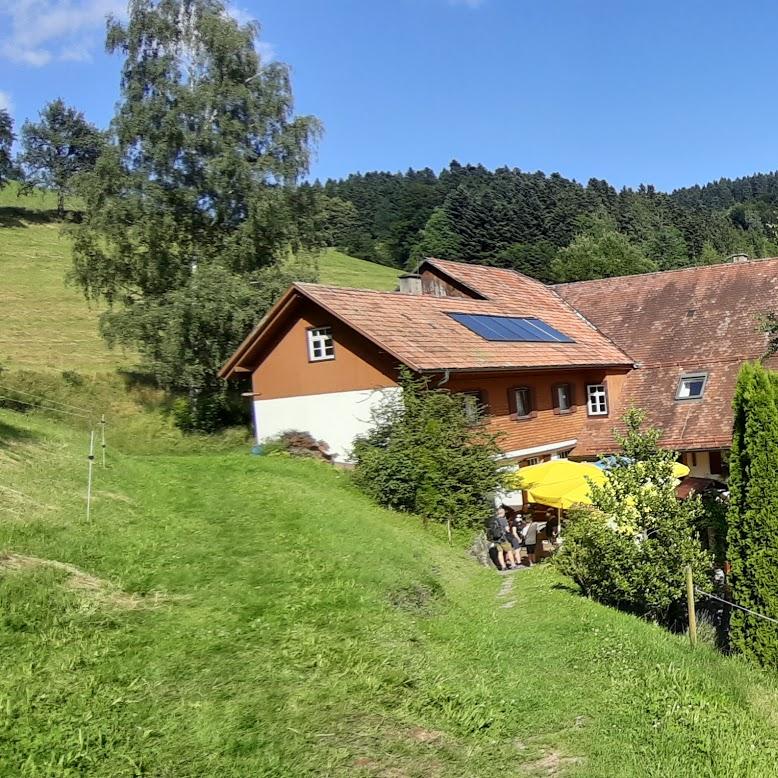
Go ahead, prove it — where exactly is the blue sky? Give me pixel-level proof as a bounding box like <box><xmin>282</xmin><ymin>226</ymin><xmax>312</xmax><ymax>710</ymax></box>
<box><xmin>3</xmin><ymin>0</ymin><xmax>778</xmax><ymax>190</ymax></box>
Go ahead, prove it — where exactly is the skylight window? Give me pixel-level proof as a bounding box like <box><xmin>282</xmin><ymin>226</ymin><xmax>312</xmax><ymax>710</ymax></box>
<box><xmin>676</xmin><ymin>373</ymin><xmax>707</xmax><ymax>400</ymax></box>
<box><xmin>448</xmin><ymin>313</ymin><xmax>574</xmax><ymax>343</ymax></box>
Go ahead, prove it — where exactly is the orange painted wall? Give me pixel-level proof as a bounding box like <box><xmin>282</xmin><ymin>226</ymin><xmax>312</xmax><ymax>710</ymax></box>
<box><xmin>447</xmin><ymin>368</ymin><xmax>629</xmax><ymax>455</ymax></box>
<box><xmin>252</xmin><ymin>301</ymin><xmax>398</xmax><ymax>399</ymax></box>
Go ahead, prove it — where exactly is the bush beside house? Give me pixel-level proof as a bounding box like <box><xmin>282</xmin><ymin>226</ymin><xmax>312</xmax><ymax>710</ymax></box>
<box><xmin>556</xmin><ymin>409</ymin><xmax>711</xmax><ymax>626</ymax></box>
<box><xmin>352</xmin><ymin>369</ymin><xmax>506</xmax><ymax>534</ymax></box>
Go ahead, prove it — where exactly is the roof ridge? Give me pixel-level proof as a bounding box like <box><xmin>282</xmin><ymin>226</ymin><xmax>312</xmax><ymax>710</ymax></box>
<box><xmin>295</xmin><ymin>281</ymin><xmax>407</xmax><ymax>295</ymax></box>
<box><xmin>554</xmin><ymin>255</ymin><xmax>778</xmax><ymax>289</ymax></box>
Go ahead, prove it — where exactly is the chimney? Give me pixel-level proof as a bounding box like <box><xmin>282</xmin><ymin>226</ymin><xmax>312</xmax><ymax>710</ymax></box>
<box><xmin>398</xmin><ymin>273</ymin><xmax>423</xmax><ymax>295</ymax></box>
<box><xmin>728</xmin><ymin>252</ymin><xmax>749</xmax><ymax>264</ymax></box>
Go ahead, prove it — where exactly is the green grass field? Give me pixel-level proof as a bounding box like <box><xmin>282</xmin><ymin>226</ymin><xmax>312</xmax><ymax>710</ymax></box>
<box><xmin>4</xmin><ymin>407</ymin><xmax>778</xmax><ymax>776</ymax></box>
<box><xmin>0</xmin><ymin>187</ymin><xmax>399</xmax><ymax>374</ymax></box>
<box><xmin>317</xmin><ymin>248</ymin><xmax>401</xmax><ymax>291</ymax></box>
<box><xmin>0</xmin><ymin>186</ymin><xmax>128</xmax><ymax>374</ymax></box>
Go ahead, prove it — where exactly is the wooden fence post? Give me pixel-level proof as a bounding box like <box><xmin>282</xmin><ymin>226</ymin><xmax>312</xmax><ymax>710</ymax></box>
<box><xmin>686</xmin><ymin>565</ymin><xmax>697</xmax><ymax>648</ymax></box>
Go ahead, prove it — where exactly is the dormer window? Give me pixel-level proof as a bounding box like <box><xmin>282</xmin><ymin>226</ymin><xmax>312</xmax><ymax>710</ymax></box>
<box><xmin>676</xmin><ymin>373</ymin><xmax>707</xmax><ymax>400</ymax></box>
<box><xmin>307</xmin><ymin>326</ymin><xmax>334</xmax><ymax>361</ymax></box>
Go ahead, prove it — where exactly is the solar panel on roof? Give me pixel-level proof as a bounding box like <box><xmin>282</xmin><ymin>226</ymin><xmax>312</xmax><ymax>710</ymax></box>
<box><xmin>448</xmin><ymin>313</ymin><xmax>574</xmax><ymax>343</ymax></box>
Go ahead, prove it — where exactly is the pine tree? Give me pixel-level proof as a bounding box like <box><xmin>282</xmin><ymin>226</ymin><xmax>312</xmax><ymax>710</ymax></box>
<box><xmin>407</xmin><ymin>206</ymin><xmax>461</xmax><ymax>267</ymax></box>
<box><xmin>727</xmin><ymin>362</ymin><xmax>778</xmax><ymax>666</ymax></box>
<box><xmin>494</xmin><ymin>241</ymin><xmax>558</xmax><ymax>282</ymax></box>
<box><xmin>644</xmin><ymin>225</ymin><xmax>689</xmax><ymax>269</ymax></box>
<box><xmin>698</xmin><ymin>241</ymin><xmax>721</xmax><ymax>265</ymax></box>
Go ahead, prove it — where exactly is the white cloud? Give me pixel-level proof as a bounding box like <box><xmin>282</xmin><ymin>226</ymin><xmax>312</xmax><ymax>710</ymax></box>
<box><xmin>0</xmin><ymin>90</ymin><xmax>12</xmax><ymax>113</ymax></box>
<box><xmin>0</xmin><ymin>0</ymin><xmax>125</xmax><ymax>67</ymax></box>
<box><xmin>0</xmin><ymin>1</ymin><xmax>276</xmax><ymax>69</ymax></box>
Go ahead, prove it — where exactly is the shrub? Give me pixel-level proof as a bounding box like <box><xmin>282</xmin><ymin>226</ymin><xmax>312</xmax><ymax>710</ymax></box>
<box><xmin>60</xmin><ymin>370</ymin><xmax>84</xmax><ymax>387</ymax></box>
<box><xmin>555</xmin><ymin>408</ymin><xmax>711</xmax><ymax>625</ymax></box>
<box><xmin>352</xmin><ymin>369</ymin><xmax>505</xmax><ymax>531</ymax></box>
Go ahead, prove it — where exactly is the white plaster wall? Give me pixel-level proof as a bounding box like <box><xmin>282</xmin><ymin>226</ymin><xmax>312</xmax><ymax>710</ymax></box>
<box><xmin>685</xmin><ymin>451</ymin><xmax>711</xmax><ymax>478</ymax></box>
<box><xmin>683</xmin><ymin>450</ymin><xmax>727</xmax><ymax>480</ymax></box>
<box><xmin>254</xmin><ymin>387</ymin><xmax>402</xmax><ymax>463</ymax></box>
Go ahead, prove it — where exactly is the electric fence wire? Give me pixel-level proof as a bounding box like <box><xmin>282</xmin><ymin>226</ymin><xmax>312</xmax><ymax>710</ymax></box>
<box><xmin>695</xmin><ymin>586</ymin><xmax>778</xmax><ymax>626</ymax></box>
<box><xmin>0</xmin><ymin>383</ymin><xmax>93</xmax><ymax>414</ymax></box>
<box><xmin>0</xmin><ymin>394</ymin><xmax>92</xmax><ymax>420</ymax></box>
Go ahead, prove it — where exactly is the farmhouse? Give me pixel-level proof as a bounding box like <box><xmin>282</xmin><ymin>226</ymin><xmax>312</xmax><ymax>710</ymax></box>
<box><xmin>220</xmin><ymin>256</ymin><xmax>778</xmax><ymax>474</ymax></box>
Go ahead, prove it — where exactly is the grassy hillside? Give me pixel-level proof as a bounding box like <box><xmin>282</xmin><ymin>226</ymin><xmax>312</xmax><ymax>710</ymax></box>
<box><xmin>318</xmin><ymin>248</ymin><xmax>401</xmax><ymax>291</ymax></box>
<box><xmin>0</xmin><ymin>187</ymin><xmax>128</xmax><ymax>374</ymax></box>
<box><xmin>4</xmin><ymin>407</ymin><xmax>778</xmax><ymax>776</ymax></box>
<box><xmin>0</xmin><ymin>188</ymin><xmax>399</xmax><ymax>373</ymax></box>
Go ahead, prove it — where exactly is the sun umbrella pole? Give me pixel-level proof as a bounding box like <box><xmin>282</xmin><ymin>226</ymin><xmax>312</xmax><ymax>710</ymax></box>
<box><xmin>557</xmin><ymin>506</ymin><xmax>562</xmax><ymax>540</ymax></box>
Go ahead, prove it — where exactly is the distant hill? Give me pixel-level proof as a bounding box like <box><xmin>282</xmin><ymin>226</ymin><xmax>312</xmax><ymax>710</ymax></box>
<box><xmin>0</xmin><ymin>187</ymin><xmax>399</xmax><ymax>373</ymax></box>
<box><xmin>318</xmin><ymin>163</ymin><xmax>778</xmax><ymax>276</ymax></box>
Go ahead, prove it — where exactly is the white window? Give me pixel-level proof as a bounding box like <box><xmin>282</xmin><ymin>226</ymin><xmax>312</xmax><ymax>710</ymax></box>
<box><xmin>676</xmin><ymin>373</ymin><xmax>707</xmax><ymax>400</ymax></box>
<box><xmin>307</xmin><ymin>327</ymin><xmax>334</xmax><ymax>361</ymax></box>
<box><xmin>526</xmin><ymin>456</ymin><xmax>541</xmax><ymax>466</ymax></box>
<box><xmin>586</xmin><ymin>384</ymin><xmax>608</xmax><ymax>416</ymax></box>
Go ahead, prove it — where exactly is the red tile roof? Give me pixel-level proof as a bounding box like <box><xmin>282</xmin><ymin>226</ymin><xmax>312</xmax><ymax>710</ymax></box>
<box><xmin>296</xmin><ymin>271</ymin><xmax>633</xmax><ymax>372</ymax></box>
<box><xmin>555</xmin><ymin>259</ymin><xmax>778</xmax><ymax>454</ymax></box>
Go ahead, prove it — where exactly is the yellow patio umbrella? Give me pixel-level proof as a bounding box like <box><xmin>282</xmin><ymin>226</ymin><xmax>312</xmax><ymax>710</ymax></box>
<box><xmin>506</xmin><ymin>459</ymin><xmax>690</xmax><ymax>511</ymax></box>
<box><xmin>507</xmin><ymin>460</ymin><xmax>607</xmax><ymax>510</ymax></box>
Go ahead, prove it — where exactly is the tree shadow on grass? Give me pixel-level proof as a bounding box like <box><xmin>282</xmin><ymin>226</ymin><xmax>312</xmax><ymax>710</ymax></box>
<box><xmin>550</xmin><ymin>580</ymin><xmax>582</xmax><ymax>595</ymax></box>
<box><xmin>0</xmin><ymin>418</ymin><xmax>40</xmax><ymax>446</ymax></box>
<box><xmin>0</xmin><ymin>207</ymin><xmax>29</xmax><ymax>228</ymax></box>
<box><xmin>0</xmin><ymin>206</ymin><xmax>82</xmax><ymax>228</ymax></box>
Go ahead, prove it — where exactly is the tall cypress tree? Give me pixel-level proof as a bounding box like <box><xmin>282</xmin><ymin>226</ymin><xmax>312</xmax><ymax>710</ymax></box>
<box><xmin>727</xmin><ymin>362</ymin><xmax>778</xmax><ymax>666</ymax></box>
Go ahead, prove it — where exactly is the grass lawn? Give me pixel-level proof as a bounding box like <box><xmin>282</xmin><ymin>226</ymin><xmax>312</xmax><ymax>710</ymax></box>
<box><xmin>4</xmin><ymin>408</ymin><xmax>778</xmax><ymax>776</ymax></box>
